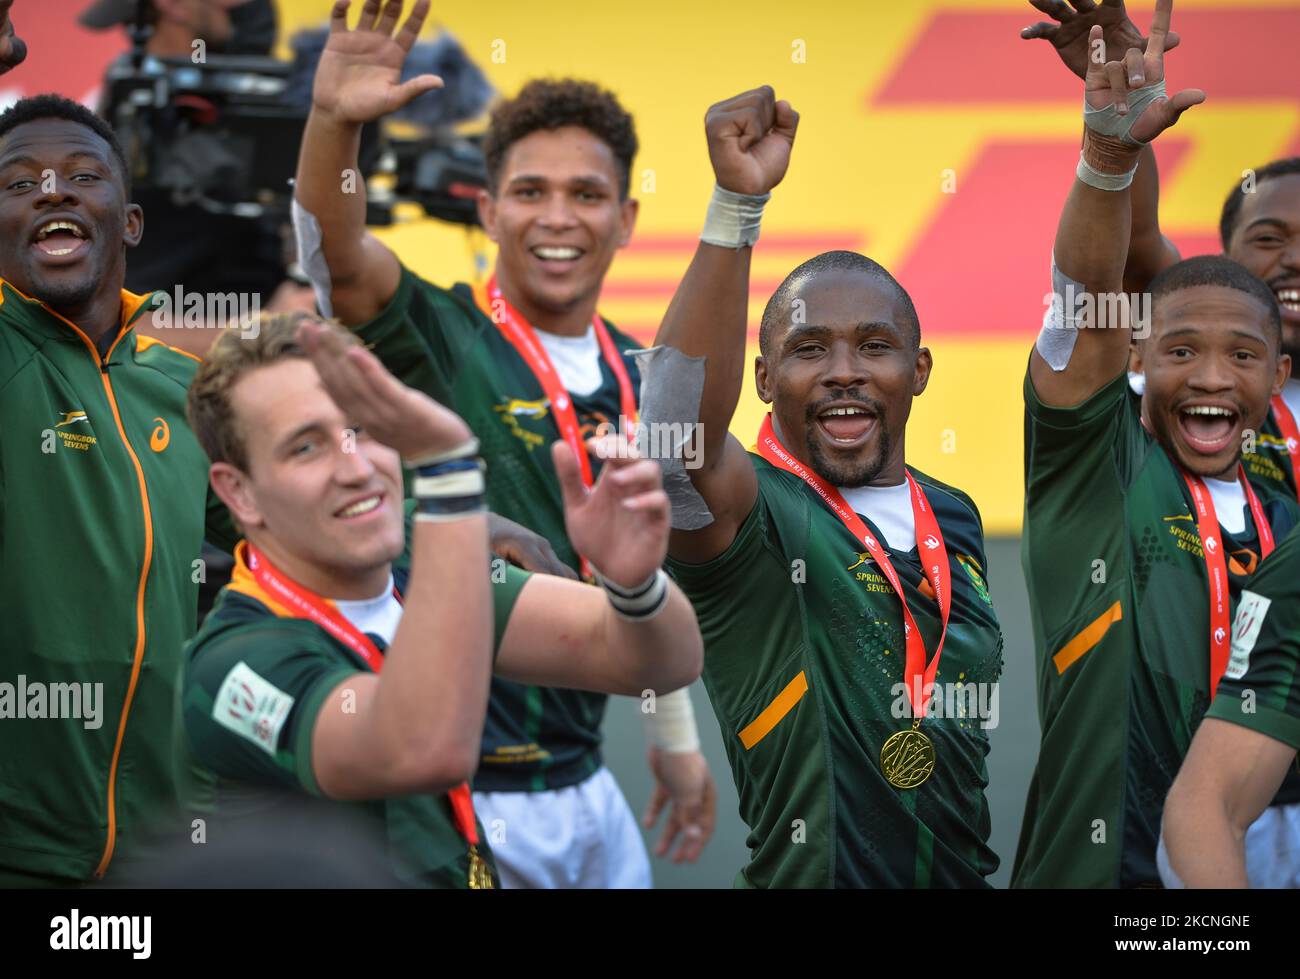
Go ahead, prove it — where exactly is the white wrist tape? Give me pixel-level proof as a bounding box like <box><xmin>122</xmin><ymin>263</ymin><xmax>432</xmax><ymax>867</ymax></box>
<box><xmin>292</xmin><ymin>198</ymin><xmax>334</xmax><ymax>320</ymax></box>
<box><xmin>412</xmin><ymin>466</ymin><xmax>485</xmax><ymax>499</ymax></box>
<box><xmin>701</xmin><ymin>184</ymin><xmax>770</xmax><ymax>249</ymax></box>
<box><xmin>405</xmin><ymin>438</ymin><xmax>481</xmax><ymax>470</ymax></box>
<box><xmin>594</xmin><ymin>567</ymin><xmax>670</xmax><ymax>621</ymax></box>
<box><xmin>644</xmin><ymin>687</ymin><xmax>701</xmax><ymax>753</ymax></box>
<box><xmin>1036</xmin><ymin>255</ymin><xmax>1087</xmax><ymax>372</ymax></box>
<box><xmin>1076</xmin><ymin>154</ymin><xmax>1136</xmax><ymax>191</ymax></box>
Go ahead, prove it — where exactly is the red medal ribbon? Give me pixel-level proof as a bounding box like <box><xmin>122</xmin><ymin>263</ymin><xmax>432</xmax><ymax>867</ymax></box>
<box><xmin>243</xmin><ymin>542</ymin><xmax>480</xmax><ymax>848</ymax></box>
<box><xmin>1180</xmin><ymin>465</ymin><xmax>1275</xmax><ymax>697</ymax></box>
<box><xmin>473</xmin><ymin>275</ymin><xmax>637</xmax><ymax>576</ymax></box>
<box><xmin>1271</xmin><ymin>394</ymin><xmax>1300</xmax><ymax>505</ymax></box>
<box><xmin>754</xmin><ymin>415</ymin><xmax>951</xmax><ymax>718</ymax></box>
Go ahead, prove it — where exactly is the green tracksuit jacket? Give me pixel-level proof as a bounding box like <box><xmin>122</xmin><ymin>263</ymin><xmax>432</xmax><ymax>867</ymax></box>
<box><xmin>0</xmin><ymin>279</ymin><xmax>234</xmax><ymax>884</ymax></box>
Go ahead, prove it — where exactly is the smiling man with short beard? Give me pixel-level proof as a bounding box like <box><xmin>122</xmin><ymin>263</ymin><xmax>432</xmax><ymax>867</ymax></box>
<box><xmin>648</xmin><ymin>85</ymin><xmax>1004</xmax><ymax>888</ymax></box>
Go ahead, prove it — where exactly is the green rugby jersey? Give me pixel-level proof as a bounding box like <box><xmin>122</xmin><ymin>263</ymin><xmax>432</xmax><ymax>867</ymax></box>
<box><xmin>1243</xmin><ymin>407</ymin><xmax>1299</xmax><ymax>503</ymax></box>
<box><xmin>1207</xmin><ymin>527</ymin><xmax>1300</xmax><ymax>749</ymax></box>
<box><xmin>667</xmin><ymin>455</ymin><xmax>1004</xmax><ymax>888</ymax></box>
<box><xmin>0</xmin><ymin>280</ymin><xmax>235</xmax><ymax>885</ymax></box>
<box><xmin>182</xmin><ymin>523</ymin><xmax>532</xmax><ymax>889</ymax></box>
<box><xmin>1013</xmin><ymin>369</ymin><xmax>1300</xmax><ymax>889</ymax></box>
<box><xmin>353</xmin><ymin>264</ymin><xmax>643</xmax><ymax>792</ymax></box>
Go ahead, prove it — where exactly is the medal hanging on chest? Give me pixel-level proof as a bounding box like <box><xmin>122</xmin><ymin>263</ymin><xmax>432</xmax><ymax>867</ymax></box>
<box><xmin>754</xmin><ymin>416</ymin><xmax>951</xmax><ymax>789</ymax></box>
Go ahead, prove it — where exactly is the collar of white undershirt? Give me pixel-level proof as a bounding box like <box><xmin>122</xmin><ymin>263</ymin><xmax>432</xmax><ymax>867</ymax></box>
<box><xmin>1281</xmin><ymin>377</ymin><xmax>1300</xmax><ymax>418</ymax></box>
<box><xmin>332</xmin><ymin>574</ymin><xmax>402</xmax><ymax>646</ymax></box>
<box><xmin>535</xmin><ymin>325</ymin><xmax>602</xmax><ymax>398</ymax></box>
<box><xmin>1203</xmin><ymin>474</ymin><xmax>1248</xmax><ymax>536</ymax></box>
<box><xmin>838</xmin><ymin>481</ymin><xmax>915</xmax><ymax>551</ymax></box>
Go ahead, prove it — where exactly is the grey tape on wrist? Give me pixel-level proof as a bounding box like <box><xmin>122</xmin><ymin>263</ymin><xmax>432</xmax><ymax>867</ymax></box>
<box><xmin>1076</xmin><ymin>154</ymin><xmax>1136</xmax><ymax>191</ymax></box>
<box><xmin>1036</xmin><ymin>255</ymin><xmax>1086</xmax><ymax>372</ymax></box>
<box><xmin>630</xmin><ymin>345</ymin><xmax>714</xmax><ymax>531</ymax></box>
<box><xmin>1083</xmin><ymin>78</ymin><xmax>1167</xmax><ymax>144</ymax></box>
<box><xmin>701</xmin><ymin>184</ymin><xmax>771</xmax><ymax>249</ymax></box>
<box><xmin>644</xmin><ymin>687</ymin><xmax>701</xmax><ymax>753</ymax></box>
<box><xmin>291</xmin><ymin>198</ymin><xmax>334</xmax><ymax>320</ymax></box>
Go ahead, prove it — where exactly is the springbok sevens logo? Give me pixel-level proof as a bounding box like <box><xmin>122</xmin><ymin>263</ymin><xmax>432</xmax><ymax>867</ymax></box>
<box><xmin>55</xmin><ymin>410</ymin><xmax>87</xmax><ymax>428</ymax></box>
<box><xmin>150</xmin><ymin>417</ymin><xmax>170</xmax><ymax>453</ymax></box>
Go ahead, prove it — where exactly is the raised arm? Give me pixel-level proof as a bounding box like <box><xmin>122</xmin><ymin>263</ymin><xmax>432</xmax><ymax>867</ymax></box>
<box><xmin>0</xmin><ymin>0</ymin><xmax>27</xmax><ymax>76</ymax></box>
<box><xmin>294</xmin><ymin>320</ymin><xmax>492</xmax><ymax>801</ymax></box>
<box><xmin>1029</xmin><ymin>0</ymin><xmax>1203</xmax><ymax>407</ymax></box>
<box><xmin>495</xmin><ymin>436</ymin><xmax>702</xmax><ymax>696</ymax></box>
<box><xmin>1020</xmin><ymin>0</ymin><xmax>1181</xmax><ymax>293</ymax></box>
<box><xmin>651</xmin><ymin>87</ymin><xmax>798</xmax><ymax>563</ymax></box>
<box><xmin>294</xmin><ymin>0</ymin><xmax>443</xmax><ymax>326</ymax></box>
<box><xmin>1161</xmin><ymin>718</ymin><xmax>1295</xmax><ymax>887</ymax></box>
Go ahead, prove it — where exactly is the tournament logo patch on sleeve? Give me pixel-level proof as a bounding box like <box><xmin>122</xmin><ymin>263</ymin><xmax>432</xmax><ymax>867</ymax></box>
<box><xmin>1227</xmin><ymin>591</ymin><xmax>1272</xmax><ymax>681</ymax></box>
<box><xmin>213</xmin><ymin>661</ymin><xmax>296</xmax><ymax>756</ymax></box>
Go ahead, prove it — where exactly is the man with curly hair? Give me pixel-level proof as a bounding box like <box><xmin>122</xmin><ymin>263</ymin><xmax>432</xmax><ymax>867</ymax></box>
<box><xmin>291</xmin><ymin>0</ymin><xmax>717</xmax><ymax>888</ymax></box>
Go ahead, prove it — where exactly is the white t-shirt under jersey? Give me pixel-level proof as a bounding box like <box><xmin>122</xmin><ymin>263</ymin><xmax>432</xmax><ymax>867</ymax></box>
<box><xmin>333</xmin><ymin>574</ymin><xmax>402</xmax><ymax>646</ymax></box>
<box><xmin>536</xmin><ymin>326</ymin><xmax>603</xmax><ymax>398</ymax></box>
<box><xmin>1204</xmin><ymin>475</ymin><xmax>1248</xmax><ymax>536</ymax></box>
<box><xmin>839</xmin><ymin>480</ymin><xmax>915</xmax><ymax>551</ymax></box>
<box><xmin>1281</xmin><ymin>377</ymin><xmax>1300</xmax><ymax>422</ymax></box>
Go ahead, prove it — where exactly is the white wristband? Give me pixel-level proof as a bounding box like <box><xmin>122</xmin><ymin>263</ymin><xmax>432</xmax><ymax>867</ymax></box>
<box><xmin>701</xmin><ymin>183</ymin><xmax>770</xmax><ymax>249</ymax></box>
<box><xmin>644</xmin><ymin>687</ymin><xmax>701</xmax><ymax>753</ymax></box>
<box><xmin>411</xmin><ymin>467</ymin><xmax>485</xmax><ymax>499</ymax></box>
<box><xmin>1076</xmin><ymin>153</ymin><xmax>1136</xmax><ymax>192</ymax></box>
<box><xmin>594</xmin><ymin>567</ymin><xmax>670</xmax><ymax>621</ymax></box>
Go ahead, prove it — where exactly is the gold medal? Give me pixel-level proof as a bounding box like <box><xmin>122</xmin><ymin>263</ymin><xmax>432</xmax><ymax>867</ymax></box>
<box><xmin>880</xmin><ymin>720</ymin><xmax>935</xmax><ymax>789</ymax></box>
<box><xmin>467</xmin><ymin>845</ymin><xmax>494</xmax><ymax>889</ymax></box>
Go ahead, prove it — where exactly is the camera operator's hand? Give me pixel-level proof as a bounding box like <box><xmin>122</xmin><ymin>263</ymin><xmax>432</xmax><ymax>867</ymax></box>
<box><xmin>0</xmin><ymin>0</ymin><xmax>27</xmax><ymax>76</ymax></box>
<box><xmin>315</xmin><ymin>0</ymin><xmax>443</xmax><ymax>124</ymax></box>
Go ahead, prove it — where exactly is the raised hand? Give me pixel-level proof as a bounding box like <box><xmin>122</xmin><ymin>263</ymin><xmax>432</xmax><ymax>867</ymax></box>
<box><xmin>1022</xmin><ymin>0</ymin><xmax>1180</xmax><ymax>79</ymax></box>
<box><xmin>296</xmin><ymin>318</ymin><xmax>473</xmax><ymax>461</ymax></box>
<box><xmin>705</xmin><ymin>86</ymin><xmax>799</xmax><ymax>197</ymax></box>
<box><xmin>555</xmin><ymin>436</ymin><xmax>670</xmax><ymax>590</ymax></box>
<box><xmin>1083</xmin><ymin>0</ymin><xmax>1203</xmax><ymax>144</ymax></box>
<box><xmin>0</xmin><ymin>0</ymin><xmax>27</xmax><ymax>76</ymax></box>
<box><xmin>313</xmin><ymin>0</ymin><xmax>443</xmax><ymax>124</ymax></box>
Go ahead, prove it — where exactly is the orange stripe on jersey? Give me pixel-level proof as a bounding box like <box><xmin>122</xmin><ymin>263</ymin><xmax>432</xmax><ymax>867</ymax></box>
<box><xmin>739</xmin><ymin>671</ymin><xmax>809</xmax><ymax>751</ymax></box>
<box><xmin>1052</xmin><ymin>601</ymin><xmax>1124</xmax><ymax>675</ymax></box>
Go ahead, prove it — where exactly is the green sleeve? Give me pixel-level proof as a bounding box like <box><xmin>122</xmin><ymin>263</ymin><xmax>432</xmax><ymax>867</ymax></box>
<box><xmin>397</xmin><ymin>499</ymin><xmax>531</xmax><ymax>655</ymax></box>
<box><xmin>1208</xmin><ymin>536</ymin><xmax>1300</xmax><ymax>749</ymax></box>
<box><xmin>350</xmin><ymin>263</ymin><xmax>485</xmax><ymax>404</ymax></box>
<box><xmin>1023</xmin><ymin>365</ymin><xmax>1149</xmax><ymax>494</ymax></box>
<box><xmin>492</xmin><ymin>562</ymin><xmax>532</xmax><ymax>658</ymax></box>
<box><xmin>183</xmin><ymin>622</ymin><xmax>356</xmax><ymax>797</ymax></box>
<box><xmin>666</xmin><ymin>474</ymin><xmax>802</xmax><ymax>708</ymax></box>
